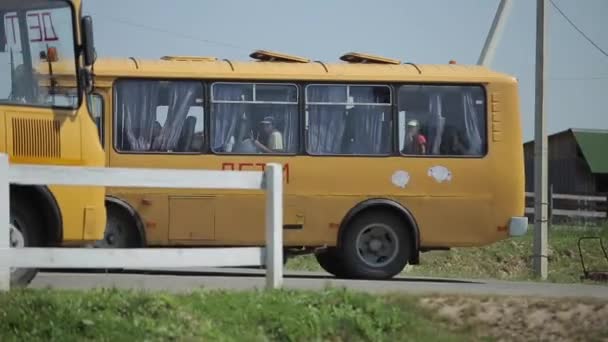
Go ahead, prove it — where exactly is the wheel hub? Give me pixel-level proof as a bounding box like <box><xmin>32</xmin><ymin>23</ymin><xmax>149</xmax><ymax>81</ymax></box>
<box><xmin>9</xmin><ymin>224</ymin><xmax>25</xmax><ymax>276</ymax></box>
<box><xmin>9</xmin><ymin>224</ymin><xmax>24</xmax><ymax>248</ymax></box>
<box><xmin>369</xmin><ymin>239</ymin><xmax>383</xmax><ymax>252</ymax></box>
<box><xmin>355</xmin><ymin>223</ymin><xmax>399</xmax><ymax>268</ymax></box>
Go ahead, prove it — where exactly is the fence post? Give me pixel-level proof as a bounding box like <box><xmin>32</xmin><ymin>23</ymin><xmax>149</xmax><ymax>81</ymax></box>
<box><xmin>265</xmin><ymin>163</ymin><xmax>283</xmax><ymax>290</ymax></box>
<box><xmin>0</xmin><ymin>154</ymin><xmax>10</xmax><ymax>291</ymax></box>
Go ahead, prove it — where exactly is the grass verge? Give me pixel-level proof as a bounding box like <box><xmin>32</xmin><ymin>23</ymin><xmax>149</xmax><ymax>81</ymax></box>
<box><xmin>0</xmin><ymin>288</ymin><xmax>466</xmax><ymax>342</ymax></box>
<box><xmin>286</xmin><ymin>224</ymin><xmax>608</xmax><ymax>283</ymax></box>
<box><xmin>1</xmin><ymin>288</ymin><xmax>607</xmax><ymax>341</ymax></box>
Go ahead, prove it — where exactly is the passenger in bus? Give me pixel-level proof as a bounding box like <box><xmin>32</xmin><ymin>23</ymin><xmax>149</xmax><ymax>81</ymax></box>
<box><xmin>177</xmin><ymin>116</ymin><xmax>197</xmax><ymax>152</ymax></box>
<box><xmin>402</xmin><ymin>119</ymin><xmax>427</xmax><ymax>155</ymax></box>
<box><xmin>11</xmin><ymin>64</ymin><xmax>41</xmax><ymax>103</ymax></box>
<box><xmin>252</xmin><ymin>116</ymin><xmax>283</xmax><ymax>153</ymax></box>
<box><xmin>232</xmin><ymin>129</ymin><xmax>258</xmax><ymax>154</ymax></box>
<box><xmin>231</xmin><ymin>118</ymin><xmax>258</xmax><ymax>153</ymax></box>
<box><xmin>441</xmin><ymin>126</ymin><xmax>468</xmax><ymax>155</ymax></box>
<box><xmin>150</xmin><ymin>121</ymin><xmax>162</xmax><ymax>151</ymax></box>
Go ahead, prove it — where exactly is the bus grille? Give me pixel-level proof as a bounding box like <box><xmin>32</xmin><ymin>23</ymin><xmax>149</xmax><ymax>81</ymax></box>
<box><xmin>12</xmin><ymin>118</ymin><xmax>61</xmax><ymax>158</ymax></box>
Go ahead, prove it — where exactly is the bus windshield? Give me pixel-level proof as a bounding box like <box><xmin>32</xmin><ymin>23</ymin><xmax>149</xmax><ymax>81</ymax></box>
<box><xmin>0</xmin><ymin>0</ymin><xmax>79</xmax><ymax>108</ymax></box>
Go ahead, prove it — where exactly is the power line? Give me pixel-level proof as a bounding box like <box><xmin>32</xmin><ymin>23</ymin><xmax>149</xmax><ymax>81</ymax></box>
<box><xmin>550</xmin><ymin>76</ymin><xmax>608</xmax><ymax>81</ymax></box>
<box><xmin>549</xmin><ymin>0</ymin><xmax>608</xmax><ymax>58</ymax></box>
<box><xmin>96</xmin><ymin>15</ymin><xmax>252</xmax><ymax>52</ymax></box>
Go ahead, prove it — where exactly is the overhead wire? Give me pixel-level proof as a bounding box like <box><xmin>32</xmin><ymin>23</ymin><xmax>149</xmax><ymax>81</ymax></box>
<box><xmin>550</xmin><ymin>76</ymin><xmax>608</xmax><ymax>81</ymax></box>
<box><xmin>95</xmin><ymin>15</ymin><xmax>252</xmax><ymax>52</ymax></box>
<box><xmin>549</xmin><ymin>0</ymin><xmax>608</xmax><ymax>58</ymax></box>
<box><xmin>96</xmin><ymin>3</ymin><xmax>608</xmax><ymax>67</ymax></box>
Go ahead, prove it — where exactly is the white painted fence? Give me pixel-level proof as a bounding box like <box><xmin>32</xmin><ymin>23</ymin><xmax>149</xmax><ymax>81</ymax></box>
<box><xmin>0</xmin><ymin>154</ymin><xmax>283</xmax><ymax>291</ymax></box>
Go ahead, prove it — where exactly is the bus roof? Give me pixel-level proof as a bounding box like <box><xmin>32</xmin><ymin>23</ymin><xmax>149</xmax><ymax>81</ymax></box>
<box><xmin>43</xmin><ymin>50</ymin><xmax>518</xmax><ymax>84</ymax></box>
<box><xmin>40</xmin><ymin>50</ymin><xmax>517</xmax><ymax>83</ymax></box>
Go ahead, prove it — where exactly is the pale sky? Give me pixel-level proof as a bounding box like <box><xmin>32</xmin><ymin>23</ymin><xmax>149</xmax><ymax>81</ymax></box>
<box><xmin>82</xmin><ymin>0</ymin><xmax>608</xmax><ymax>142</ymax></box>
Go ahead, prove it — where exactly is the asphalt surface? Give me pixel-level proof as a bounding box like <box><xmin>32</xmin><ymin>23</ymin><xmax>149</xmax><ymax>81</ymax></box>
<box><xmin>29</xmin><ymin>268</ymin><xmax>608</xmax><ymax>299</ymax></box>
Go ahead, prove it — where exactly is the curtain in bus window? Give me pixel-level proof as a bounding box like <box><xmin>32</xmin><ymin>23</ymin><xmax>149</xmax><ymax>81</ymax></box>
<box><xmin>151</xmin><ymin>82</ymin><xmax>200</xmax><ymax>151</ymax></box>
<box><xmin>462</xmin><ymin>90</ymin><xmax>483</xmax><ymax>155</ymax></box>
<box><xmin>280</xmin><ymin>106</ymin><xmax>298</xmax><ymax>153</ymax></box>
<box><xmin>438</xmin><ymin>87</ymin><xmax>484</xmax><ymax>156</ymax></box>
<box><xmin>255</xmin><ymin>84</ymin><xmax>298</xmax><ymax>153</ymax></box>
<box><xmin>428</xmin><ymin>93</ymin><xmax>445</xmax><ymax>155</ymax></box>
<box><xmin>344</xmin><ymin>102</ymin><xmax>388</xmax><ymax>154</ymax></box>
<box><xmin>306</xmin><ymin>86</ymin><xmax>347</xmax><ymax>154</ymax></box>
<box><xmin>212</xmin><ymin>86</ymin><xmax>247</xmax><ymax>152</ymax></box>
<box><xmin>346</xmin><ymin>106</ymin><xmax>385</xmax><ymax>154</ymax></box>
<box><xmin>117</xmin><ymin>81</ymin><xmax>161</xmax><ymax>151</ymax></box>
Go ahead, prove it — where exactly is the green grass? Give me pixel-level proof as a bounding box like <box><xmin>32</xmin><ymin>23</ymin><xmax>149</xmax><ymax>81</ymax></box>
<box><xmin>2</xmin><ymin>289</ymin><xmax>607</xmax><ymax>341</ymax></box>
<box><xmin>0</xmin><ymin>288</ymin><xmax>470</xmax><ymax>342</ymax></box>
<box><xmin>286</xmin><ymin>224</ymin><xmax>608</xmax><ymax>283</ymax></box>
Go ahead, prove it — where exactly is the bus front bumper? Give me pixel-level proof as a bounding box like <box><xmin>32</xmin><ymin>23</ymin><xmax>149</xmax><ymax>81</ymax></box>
<box><xmin>509</xmin><ymin>216</ymin><xmax>528</xmax><ymax>237</ymax></box>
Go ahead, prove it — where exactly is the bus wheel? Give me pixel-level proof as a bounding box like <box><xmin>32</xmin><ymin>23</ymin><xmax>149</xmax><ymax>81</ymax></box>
<box><xmin>95</xmin><ymin>206</ymin><xmax>140</xmax><ymax>248</ymax></box>
<box><xmin>341</xmin><ymin>211</ymin><xmax>411</xmax><ymax>280</ymax></box>
<box><xmin>314</xmin><ymin>247</ymin><xmax>348</xmax><ymax>278</ymax></box>
<box><xmin>10</xmin><ymin>198</ymin><xmax>42</xmax><ymax>287</ymax></box>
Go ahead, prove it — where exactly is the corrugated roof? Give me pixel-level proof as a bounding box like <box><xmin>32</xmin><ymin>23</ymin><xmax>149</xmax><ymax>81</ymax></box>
<box><xmin>572</xmin><ymin>129</ymin><xmax>608</xmax><ymax>174</ymax></box>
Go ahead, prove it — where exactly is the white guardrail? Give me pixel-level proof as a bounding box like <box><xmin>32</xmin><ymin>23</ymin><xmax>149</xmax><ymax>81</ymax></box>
<box><xmin>0</xmin><ymin>154</ymin><xmax>283</xmax><ymax>291</ymax></box>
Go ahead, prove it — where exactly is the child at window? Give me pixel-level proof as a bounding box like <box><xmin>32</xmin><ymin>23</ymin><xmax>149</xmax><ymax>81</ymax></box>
<box><xmin>402</xmin><ymin>119</ymin><xmax>427</xmax><ymax>155</ymax></box>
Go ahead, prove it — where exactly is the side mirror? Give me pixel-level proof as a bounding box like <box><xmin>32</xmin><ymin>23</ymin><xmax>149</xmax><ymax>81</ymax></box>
<box><xmin>80</xmin><ymin>67</ymin><xmax>94</xmax><ymax>94</ymax></box>
<box><xmin>81</xmin><ymin>16</ymin><xmax>96</xmax><ymax>67</ymax></box>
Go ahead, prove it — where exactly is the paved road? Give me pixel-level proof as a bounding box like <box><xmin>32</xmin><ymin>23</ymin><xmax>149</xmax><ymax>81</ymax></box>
<box><xmin>29</xmin><ymin>268</ymin><xmax>608</xmax><ymax>299</ymax></box>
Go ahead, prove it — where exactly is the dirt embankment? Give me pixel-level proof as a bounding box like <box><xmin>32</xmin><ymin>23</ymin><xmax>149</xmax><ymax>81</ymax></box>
<box><xmin>420</xmin><ymin>295</ymin><xmax>608</xmax><ymax>341</ymax></box>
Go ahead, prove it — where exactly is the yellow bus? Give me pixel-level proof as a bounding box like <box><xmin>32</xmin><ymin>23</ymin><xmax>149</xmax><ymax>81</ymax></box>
<box><xmin>1</xmin><ymin>0</ymin><xmax>105</xmax><ymax>286</ymax></box>
<box><xmin>56</xmin><ymin>50</ymin><xmax>528</xmax><ymax>280</ymax></box>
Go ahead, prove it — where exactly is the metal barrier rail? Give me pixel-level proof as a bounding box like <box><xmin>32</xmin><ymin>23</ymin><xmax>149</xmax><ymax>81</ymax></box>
<box><xmin>525</xmin><ymin>192</ymin><xmax>607</xmax><ymax>219</ymax></box>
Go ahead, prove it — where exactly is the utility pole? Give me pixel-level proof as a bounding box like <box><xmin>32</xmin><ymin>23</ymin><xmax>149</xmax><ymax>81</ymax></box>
<box><xmin>533</xmin><ymin>0</ymin><xmax>549</xmax><ymax>279</ymax></box>
<box><xmin>478</xmin><ymin>0</ymin><xmax>513</xmax><ymax>66</ymax></box>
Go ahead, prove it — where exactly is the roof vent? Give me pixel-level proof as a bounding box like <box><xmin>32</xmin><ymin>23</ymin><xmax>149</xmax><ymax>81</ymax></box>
<box><xmin>249</xmin><ymin>49</ymin><xmax>310</xmax><ymax>63</ymax></box>
<box><xmin>160</xmin><ymin>56</ymin><xmax>218</xmax><ymax>62</ymax></box>
<box><xmin>340</xmin><ymin>52</ymin><xmax>400</xmax><ymax>65</ymax></box>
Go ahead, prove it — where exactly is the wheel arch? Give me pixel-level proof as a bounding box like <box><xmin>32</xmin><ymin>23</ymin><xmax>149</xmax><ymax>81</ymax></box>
<box><xmin>10</xmin><ymin>185</ymin><xmax>62</xmax><ymax>246</ymax></box>
<box><xmin>105</xmin><ymin>195</ymin><xmax>147</xmax><ymax>247</ymax></box>
<box><xmin>338</xmin><ymin>198</ymin><xmax>420</xmax><ymax>264</ymax></box>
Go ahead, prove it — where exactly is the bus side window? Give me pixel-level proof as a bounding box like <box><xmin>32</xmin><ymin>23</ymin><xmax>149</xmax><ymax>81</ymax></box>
<box><xmin>305</xmin><ymin>84</ymin><xmax>392</xmax><ymax>155</ymax></box>
<box><xmin>211</xmin><ymin>82</ymin><xmax>298</xmax><ymax>154</ymax></box>
<box><xmin>398</xmin><ymin>85</ymin><xmax>486</xmax><ymax>157</ymax></box>
<box><xmin>114</xmin><ymin>79</ymin><xmax>204</xmax><ymax>153</ymax></box>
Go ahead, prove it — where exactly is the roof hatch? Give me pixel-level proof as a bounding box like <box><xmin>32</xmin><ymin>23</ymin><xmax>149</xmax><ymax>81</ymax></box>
<box><xmin>160</xmin><ymin>56</ymin><xmax>218</xmax><ymax>62</ymax></box>
<box><xmin>340</xmin><ymin>52</ymin><xmax>401</xmax><ymax>65</ymax></box>
<box><xmin>249</xmin><ymin>49</ymin><xmax>310</xmax><ymax>63</ymax></box>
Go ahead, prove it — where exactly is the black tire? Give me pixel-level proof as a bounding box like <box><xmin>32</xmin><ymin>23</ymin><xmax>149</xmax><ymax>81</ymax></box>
<box><xmin>314</xmin><ymin>247</ymin><xmax>348</xmax><ymax>278</ymax></box>
<box><xmin>10</xmin><ymin>196</ymin><xmax>43</xmax><ymax>287</ymax></box>
<box><xmin>94</xmin><ymin>206</ymin><xmax>141</xmax><ymax>248</ymax></box>
<box><xmin>340</xmin><ymin>211</ymin><xmax>412</xmax><ymax>280</ymax></box>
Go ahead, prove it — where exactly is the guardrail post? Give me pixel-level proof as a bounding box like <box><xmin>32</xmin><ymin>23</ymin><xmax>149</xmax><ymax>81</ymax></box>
<box><xmin>265</xmin><ymin>163</ymin><xmax>283</xmax><ymax>290</ymax></box>
<box><xmin>0</xmin><ymin>154</ymin><xmax>10</xmax><ymax>291</ymax></box>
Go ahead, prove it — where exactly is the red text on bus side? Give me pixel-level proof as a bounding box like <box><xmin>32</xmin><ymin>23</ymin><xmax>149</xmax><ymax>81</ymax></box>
<box><xmin>221</xmin><ymin>162</ymin><xmax>290</xmax><ymax>184</ymax></box>
<box><xmin>4</xmin><ymin>12</ymin><xmax>58</xmax><ymax>44</ymax></box>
